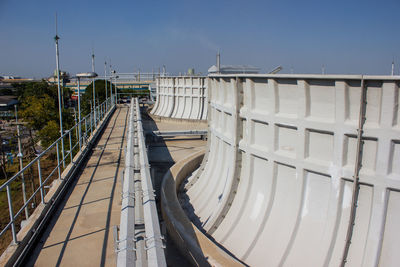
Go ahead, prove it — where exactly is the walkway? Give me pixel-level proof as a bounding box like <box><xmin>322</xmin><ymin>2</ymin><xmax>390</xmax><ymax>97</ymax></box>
<box><xmin>27</xmin><ymin>105</ymin><xmax>129</xmax><ymax>266</ymax></box>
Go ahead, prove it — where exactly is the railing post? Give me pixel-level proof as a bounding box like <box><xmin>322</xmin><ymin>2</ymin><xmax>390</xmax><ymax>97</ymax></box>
<box><xmin>56</xmin><ymin>142</ymin><xmax>61</xmax><ymax>180</ymax></box>
<box><xmin>78</xmin><ymin>120</ymin><xmax>82</xmax><ymax>151</ymax></box>
<box><xmin>6</xmin><ymin>185</ymin><xmax>17</xmax><ymax>244</ymax></box>
<box><xmin>90</xmin><ymin>111</ymin><xmax>93</xmax><ymax>134</ymax></box>
<box><xmin>37</xmin><ymin>159</ymin><xmax>45</xmax><ymax>204</ymax></box>
<box><xmin>61</xmin><ymin>134</ymin><xmax>65</xmax><ymax>168</ymax></box>
<box><xmin>69</xmin><ymin>130</ymin><xmax>73</xmax><ymax>163</ymax></box>
<box><xmin>84</xmin><ymin>117</ymin><xmax>87</xmax><ymax>145</ymax></box>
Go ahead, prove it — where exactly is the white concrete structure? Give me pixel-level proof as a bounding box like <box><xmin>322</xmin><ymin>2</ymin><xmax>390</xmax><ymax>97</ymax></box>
<box><xmin>182</xmin><ymin>74</ymin><xmax>400</xmax><ymax>266</ymax></box>
<box><xmin>151</xmin><ymin>76</ymin><xmax>207</xmax><ymax>120</ymax></box>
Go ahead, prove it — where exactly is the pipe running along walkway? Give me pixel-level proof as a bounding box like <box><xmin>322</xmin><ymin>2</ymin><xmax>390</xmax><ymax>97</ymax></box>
<box><xmin>116</xmin><ymin>98</ymin><xmax>166</xmax><ymax>267</ymax></box>
<box><xmin>25</xmin><ymin>104</ymin><xmax>129</xmax><ymax>266</ymax></box>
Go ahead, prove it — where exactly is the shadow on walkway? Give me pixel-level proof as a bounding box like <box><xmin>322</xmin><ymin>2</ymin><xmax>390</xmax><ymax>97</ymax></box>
<box><xmin>24</xmin><ymin>106</ymin><xmax>129</xmax><ymax>266</ymax></box>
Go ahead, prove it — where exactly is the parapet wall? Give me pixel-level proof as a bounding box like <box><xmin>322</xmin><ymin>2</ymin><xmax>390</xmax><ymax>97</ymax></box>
<box><xmin>151</xmin><ymin>76</ymin><xmax>207</xmax><ymax>120</ymax></box>
<box><xmin>183</xmin><ymin>74</ymin><xmax>400</xmax><ymax>266</ymax></box>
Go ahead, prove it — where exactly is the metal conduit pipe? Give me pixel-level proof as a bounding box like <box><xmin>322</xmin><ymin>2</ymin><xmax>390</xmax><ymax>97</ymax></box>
<box><xmin>117</xmin><ymin>101</ymin><xmax>136</xmax><ymax>267</ymax></box>
<box><xmin>117</xmin><ymin>99</ymin><xmax>166</xmax><ymax>267</ymax></box>
<box><xmin>341</xmin><ymin>77</ymin><xmax>367</xmax><ymax>266</ymax></box>
<box><xmin>133</xmin><ymin>110</ymin><xmax>147</xmax><ymax>266</ymax></box>
<box><xmin>135</xmin><ymin>98</ymin><xmax>167</xmax><ymax>266</ymax></box>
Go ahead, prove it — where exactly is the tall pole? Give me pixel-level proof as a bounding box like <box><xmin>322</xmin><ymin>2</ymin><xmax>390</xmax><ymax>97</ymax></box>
<box><xmin>114</xmin><ymin>73</ymin><xmax>117</xmax><ymax>104</ymax></box>
<box><xmin>104</xmin><ymin>61</ymin><xmax>108</xmax><ymax>110</ymax></box>
<box><xmin>15</xmin><ymin>105</ymin><xmax>29</xmax><ymax>219</ymax></box>
<box><xmin>109</xmin><ymin>63</ymin><xmax>113</xmax><ymax>106</ymax></box>
<box><xmin>92</xmin><ymin>52</ymin><xmax>96</xmax><ymax>127</ymax></box>
<box><xmin>391</xmin><ymin>60</ymin><xmax>395</xmax><ymax>76</ymax></box>
<box><xmin>217</xmin><ymin>51</ymin><xmax>220</xmax><ymax>73</ymax></box>
<box><xmin>54</xmin><ymin>14</ymin><xmax>65</xmax><ymax>168</ymax></box>
<box><xmin>77</xmin><ymin>77</ymin><xmax>82</xmax><ymax>149</ymax></box>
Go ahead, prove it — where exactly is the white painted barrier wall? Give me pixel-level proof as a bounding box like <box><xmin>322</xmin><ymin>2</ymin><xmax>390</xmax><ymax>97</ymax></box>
<box><xmin>151</xmin><ymin>76</ymin><xmax>207</xmax><ymax>120</ymax></box>
<box><xmin>183</xmin><ymin>74</ymin><xmax>400</xmax><ymax>266</ymax></box>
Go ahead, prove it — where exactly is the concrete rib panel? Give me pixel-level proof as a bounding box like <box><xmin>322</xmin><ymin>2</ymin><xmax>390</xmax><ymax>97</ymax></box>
<box><xmin>182</xmin><ymin>95</ymin><xmax>192</xmax><ymax>119</ymax></box>
<box><xmin>176</xmin><ymin>96</ymin><xmax>185</xmax><ymax>119</ymax></box>
<box><xmin>194</xmin><ymin>140</ymin><xmax>230</xmax><ymax>221</ymax></box>
<box><xmin>186</xmin><ymin>136</ymin><xmax>221</xmax><ymax>205</ymax></box>
<box><xmin>152</xmin><ymin>76</ymin><xmax>207</xmax><ymax>121</ymax></box>
<box><xmin>181</xmin><ymin>75</ymin><xmax>400</xmax><ymax>266</ymax></box>
<box><xmin>190</xmin><ymin>97</ymin><xmax>200</xmax><ymax>120</ymax></box>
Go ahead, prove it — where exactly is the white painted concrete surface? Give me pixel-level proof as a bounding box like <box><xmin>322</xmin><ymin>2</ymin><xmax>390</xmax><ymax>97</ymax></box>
<box><xmin>151</xmin><ymin>76</ymin><xmax>207</xmax><ymax>120</ymax></box>
<box><xmin>184</xmin><ymin>74</ymin><xmax>400</xmax><ymax>266</ymax></box>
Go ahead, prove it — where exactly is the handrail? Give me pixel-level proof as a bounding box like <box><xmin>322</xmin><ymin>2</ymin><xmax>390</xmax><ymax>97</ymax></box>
<box><xmin>0</xmin><ymin>96</ymin><xmax>115</xmax><ymax>246</ymax></box>
<box><xmin>0</xmin><ymin>100</ymin><xmax>107</xmax><ymax>191</ymax></box>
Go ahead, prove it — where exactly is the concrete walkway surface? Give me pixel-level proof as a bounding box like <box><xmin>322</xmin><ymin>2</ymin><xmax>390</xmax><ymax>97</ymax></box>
<box><xmin>27</xmin><ymin>106</ymin><xmax>129</xmax><ymax>267</ymax></box>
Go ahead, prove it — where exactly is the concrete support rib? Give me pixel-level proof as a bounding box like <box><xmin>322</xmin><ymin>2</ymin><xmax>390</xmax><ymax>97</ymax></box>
<box><xmin>118</xmin><ymin>99</ymin><xmax>166</xmax><ymax>267</ymax></box>
<box><xmin>181</xmin><ymin>74</ymin><xmax>400</xmax><ymax>266</ymax></box>
<box><xmin>151</xmin><ymin>76</ymin><xmax>207</xmax><ymax>121</ymax></box>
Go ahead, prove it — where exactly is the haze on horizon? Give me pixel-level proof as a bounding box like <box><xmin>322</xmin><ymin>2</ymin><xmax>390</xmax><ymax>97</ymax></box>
<box><xmin>0</xmin><ymin>0</ymin><xmax>399</xmax><ymax>78</ymax></box>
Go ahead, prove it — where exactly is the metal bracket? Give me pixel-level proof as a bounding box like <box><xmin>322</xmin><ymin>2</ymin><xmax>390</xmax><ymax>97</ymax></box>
<box><xmin>144</xmin><ymin>235</ymin><xmax>166</xmax><ymax>250</ymax></box>
<box><xmin>121</xmin><ymin>192</ymin><xmax>135</xmax><ymax>200</ymax></box>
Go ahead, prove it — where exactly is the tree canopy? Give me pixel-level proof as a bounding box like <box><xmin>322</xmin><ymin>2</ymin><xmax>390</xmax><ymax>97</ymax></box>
<box><xmin>81</xmin><ymin>80</ymin><xmax>112</xmax><ymax>116</ymax></box>
<box><xmin>12</xmin><ymin>80</ymin><xmax>74</xmax><ymax>149</ymax></box>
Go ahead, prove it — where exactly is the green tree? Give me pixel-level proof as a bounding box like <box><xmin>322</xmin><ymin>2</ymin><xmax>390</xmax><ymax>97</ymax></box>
<box><xmin>81</xmin><ymin>80</ymin><xmax>111</xmax><ymax>116</ymax></box>
<box><xmin>13</xmin><ymin>80</ymin><xmax>71</xmax><ymax>110</ymax></box>
<box><xmin>38</xmin><ymin>121</ymin><xmax>60</xmax><ymax>148</ymax></box>
<box><xmin>20</xmin><ymin>95</ymin><xmax>57</xmax><ymax>130</ymax></box>
<box><xmin>13</xmin><ymin>81</ymin><xmax>74</xmax><ymax>153</ymax></box>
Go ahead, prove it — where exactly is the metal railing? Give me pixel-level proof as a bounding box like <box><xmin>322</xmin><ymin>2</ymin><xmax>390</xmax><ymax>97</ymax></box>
<box><xmin>0</xmin><ymin>97</ymin><xmax>115</xmax><ymax>246</ymax></box>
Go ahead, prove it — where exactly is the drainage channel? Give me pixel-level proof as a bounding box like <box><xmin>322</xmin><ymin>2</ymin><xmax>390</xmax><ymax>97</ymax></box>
<box><xmin>116</xmin><ymin>98</ymin><xmax>166</xmax><ymax>267</ymax></box>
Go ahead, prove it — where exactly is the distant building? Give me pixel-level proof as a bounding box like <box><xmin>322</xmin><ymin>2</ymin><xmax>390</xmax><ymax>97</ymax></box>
<box><xmin>208</xmin><ymin>64</ymin><xmax>260</xmax><ymax>74</ymax></box>
<box><xmin>0</xmin><ymin>96</ymin><xmax>18</xmax><ymax>111</ymax></box>
<box><xmin>0</xmin><ymin>75</ymin><xmax>22</xmax><ymax>80</ymax></box>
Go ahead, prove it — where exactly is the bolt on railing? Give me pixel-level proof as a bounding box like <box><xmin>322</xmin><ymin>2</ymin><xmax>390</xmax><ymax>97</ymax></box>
<box><xmin>0</xmin><ymin>97</ymin><xmax>116</xmax><ymax>247</ymax></box>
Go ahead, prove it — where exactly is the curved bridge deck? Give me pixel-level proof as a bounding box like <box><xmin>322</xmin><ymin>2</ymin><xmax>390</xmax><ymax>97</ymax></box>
<box><xmin>26</xmin><ymin>105</ymin><xmax>129</xmax><ymax>266</ymax></box>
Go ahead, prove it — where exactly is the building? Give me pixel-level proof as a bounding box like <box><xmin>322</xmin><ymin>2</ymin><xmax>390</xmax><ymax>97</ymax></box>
<box><xmin>208</xmin><ymin>64</ymin><xmax>260</xmax><ymax>74</ymax></box>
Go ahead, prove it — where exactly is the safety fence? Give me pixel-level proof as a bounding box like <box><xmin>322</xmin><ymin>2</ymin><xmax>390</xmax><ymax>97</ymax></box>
<box><xmin>0</xmin><ymin>96</ymin><xmax>115</xmax><ymax>256</ymax></box>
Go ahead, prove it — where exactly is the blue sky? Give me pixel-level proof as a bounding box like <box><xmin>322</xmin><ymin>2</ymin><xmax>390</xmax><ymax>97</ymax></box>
<box><xmin>0</xmin><ymin>0</ymin><xmax>399</xmax><ymax>78</ymax></box>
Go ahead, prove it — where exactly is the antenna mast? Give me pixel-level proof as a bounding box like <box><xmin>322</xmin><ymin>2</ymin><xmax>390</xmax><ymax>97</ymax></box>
<box><xmin>54</xmin><ymin>12</ymin><xmax>65</xmax><ymax>167</ymax></box>
<box><xmin>391</xmin><ymin>60</ymin><xmax>395</xmax><ymax>76</ymax></box>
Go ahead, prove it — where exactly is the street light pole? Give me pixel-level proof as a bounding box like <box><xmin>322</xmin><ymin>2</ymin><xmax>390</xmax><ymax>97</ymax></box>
<box><xmin>15</xmin><ymin>105</ymin><xmax>29</xmax><ymax>220</ymax></box>
<box><xmin>54</xmin><ymin>15</ymin><xmax>65</xmax><ymax>168</ymax></box>
<box><xmin>92</xmin><ymin>52</ymin><xmax>96</xmax><ymax>128</ymax></box>
<box><xmin>76</xmin><ymin>72</ymin><xmax>97</xmax><ymax>146</ymax></box>
<box><xmin>77</xmin><ymin>77</ymin><xmax>82</xmax><ymax>150</ymax></box>
<box><xmin>109</xmin><ymin>63</ymin><xmax>113</xmax><ymax>106</ymax></box>
<box><xmin>104</xmin><ymin>61</ymin><xmax>108</xmax><ymax>111</ymax></box>
<box><xmin>112</xmin><ymin>70</ymin><xmax>118</xmax><ymax>104</ymax></box>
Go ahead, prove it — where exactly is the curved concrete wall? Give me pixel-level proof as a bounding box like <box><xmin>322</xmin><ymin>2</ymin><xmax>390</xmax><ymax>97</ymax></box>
<box><xmin>151</xmin><ymin>76</ymin><xmax>207</xmax><ymax>120</ymax></box>
<box><xmin>183</xmin><ymin>74</ymin><xmax>400</xmax><ymax>266</ymax></box>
